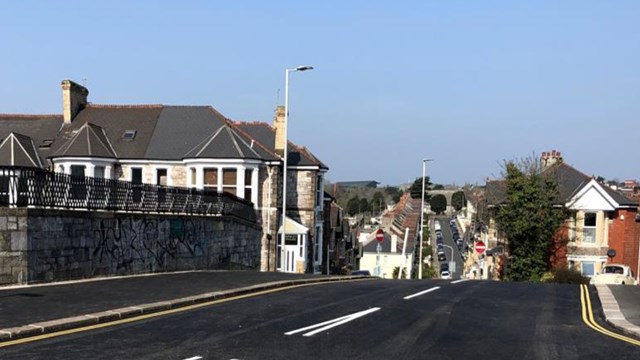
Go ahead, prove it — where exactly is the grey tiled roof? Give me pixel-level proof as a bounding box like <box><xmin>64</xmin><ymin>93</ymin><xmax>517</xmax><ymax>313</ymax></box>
<box><xmin>485</xmin><ymin>162</ymin><xmax>637</xmax><ymax>208</ymax></box>
<box><xmin>0</xmin><ymin>102</ymin><xmax>327</xmax><ymax>169</ymax></box>
<box><xmin>145</xmin><ymin>106</ymin><xmax>226</xmax><ymax>160</ymax></box>
<box><xmin>49</xmin><ymin>105</ymin><xmax>164</xmax><ymax>160</ymax></box>
<box><xmin>0</xmin><ymin>115</ymin><xmax>63</xmax><ymax>166</ymax></box>
<box><xmin>52</xmin><ymin>123</ymin><xmax>116</xmax><ymax>158</ymax></box>
<box><xmin>183</xmin><ymin>123</ymin><xmax>263</xmax><ymax>160</ymax></box>
<box><xmin>235</xmin><ymin>122</ymin><xmax>328</xmax><ymax>169</ymax></box>
<box><xmin>485</xmin><ymin>162</ymin><xmax>590</xmax><ymax>206</ymax></box>
<box><xmin>0</xmin><ymin>133</ymin><xmax>42</xmax><ymax>167</ymax></box>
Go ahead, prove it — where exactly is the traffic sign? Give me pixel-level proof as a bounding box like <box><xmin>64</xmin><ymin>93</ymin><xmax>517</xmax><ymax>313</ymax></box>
<box><xmin>375</xmin><ymin>229</ymin><xmax>384</xmax><ymax>242</ymax></box>
<box><xmin>475</xmin><ymin>241</ymin><xmax>486</xmax><ymax>254</ymax></box>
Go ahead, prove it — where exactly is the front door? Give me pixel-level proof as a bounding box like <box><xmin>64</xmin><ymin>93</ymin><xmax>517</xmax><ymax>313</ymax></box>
<box><xmin>284</xmin><ymin>246</ymin><xmax>298</xmax><ymax>272</ymax></box>
<box><xmin>278</xmin><ymin>233</ymin><xmax>306</xmax><ymax>273</ymax></box>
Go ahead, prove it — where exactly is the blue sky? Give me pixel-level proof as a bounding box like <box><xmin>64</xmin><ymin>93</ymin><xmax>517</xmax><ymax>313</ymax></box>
<box><xmin>2</xmin><ymin>1</ymin><xmax>639</xmax><ymax>186</ymax></box>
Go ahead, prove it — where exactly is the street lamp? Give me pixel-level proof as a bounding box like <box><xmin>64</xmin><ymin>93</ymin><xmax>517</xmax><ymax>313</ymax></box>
<box><xmin>280</xmin><ymin>65</ymin><xmax>314</xmax><ymax>272</ymax></box>
<box><xmin>418</xmin><ymin>158</ymin><xmax>433</xmax><ymax>279</ymax></box>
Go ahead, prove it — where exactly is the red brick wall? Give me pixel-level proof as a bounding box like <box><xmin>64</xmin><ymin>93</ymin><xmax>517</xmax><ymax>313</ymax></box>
<box><xmin>607</xmin><ymin>209</ymin><xmax>639</xmax><ymax>275</ymax></box>
<box><xmin>549</xmin><ymin>222</ymin><xmax>569</xmax><ymax>269</ymax></box>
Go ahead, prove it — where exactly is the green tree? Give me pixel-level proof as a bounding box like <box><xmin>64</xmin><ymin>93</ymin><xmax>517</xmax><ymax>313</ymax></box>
<box><xmin>384</xmin><ymin>186</ymin><xmax>403</xmax><ymax>203</ymax></box>
<box><xmin>495</xmin><ymin>161</ymin><xmax>567</xmax><ymax>282</ymax></box>
<box><xmin>346</xmin><ymin>196</ymin><xmax>360</xmax><ymax>216</ymax></box>
<box><xmin>359</xmin><ymin>197</ymin><xmax>370</xmax><ymax>213</ymax></box>
<box><xmin>429</xmin><ymin>194</ymin><xmax>447</xmax><ymax>214</ymax></box>
<box><xmin>451</xmin><ymin>191</ymin><xmax>466</xmax><ymax>211</ymax></box>
<box><xmin>371</xmin><ymin>191</ymin><xmax>385</xmax><ymax>213</ymax></box>
<box><xmin>432</xmin><ymin>184</ymin><xmax>445</xmax><ymax>190</ymax></box>
<box><xmin>408</xmin><ymin>176</ymin><xmax>432</xmax><ymax>199</ymax></box>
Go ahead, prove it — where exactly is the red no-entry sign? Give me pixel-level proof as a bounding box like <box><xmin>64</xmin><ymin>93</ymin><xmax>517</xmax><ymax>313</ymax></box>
<box><xmin>375</xmin><ymin>229</ymin><xmax>384</xmax><ymax>243</ymax></box>
<box><xmin>475</xmin><ymin>241</ymin><xmax>486</xmax><ymax>254</ymax></box>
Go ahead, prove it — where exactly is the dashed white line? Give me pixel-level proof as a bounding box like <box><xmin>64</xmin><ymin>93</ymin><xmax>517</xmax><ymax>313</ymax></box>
<box><xmin>183</xmin><ymin>356</ymin><xmax>203</xmax><ymax>360</ymax></box>
<box><xmin>403</xmin><ymin>286</ymin><xmax>440</xmax><ymax>300</ymax></box>
<box><xmin>451</xmin><ymin>279</ymin><xmax>468</xmax><ymax>284</ymax></box>
<box><xmin>285</xmin><ymin>307</ymin><xmax>381</xmax><ymax>337</ymax></box>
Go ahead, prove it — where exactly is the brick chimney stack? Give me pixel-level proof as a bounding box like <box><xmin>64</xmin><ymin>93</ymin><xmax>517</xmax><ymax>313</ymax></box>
<box><xmin>541</xmin><ymin>150</ymin><xmax>563</xmax><ymax>168</ymax></box>
<box><xmin>61</xmin><ymin>80</ymin><xmax>89</xmax><ymax>125</ymax></box>
<box><xmin>273</xmin><ymin>105</ymin><xmax>286</xmax><ymax>156</ymax></box>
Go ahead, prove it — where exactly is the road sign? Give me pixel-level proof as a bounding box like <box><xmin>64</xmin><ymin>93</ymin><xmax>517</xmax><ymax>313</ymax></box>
<box><xmin>375</xmin><ymin>229</ymin><xmax>384</xmax><ymax>242</ymax></box>
<box><xmin>475</xmin><ymin>241</ymin><xmax>486</xmax><ymax>254</ymax></box>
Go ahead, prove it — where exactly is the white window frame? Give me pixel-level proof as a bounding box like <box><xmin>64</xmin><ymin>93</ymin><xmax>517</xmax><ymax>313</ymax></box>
<box><xmin>152</xmin><ymin>165</ymin><xmax>172</xmax><ymax>187</ymax></box>
<box><xmin>581</xmin><ymin>261</ymin><xmax>595</xmax><ymax>276</ymax></box>
<box><xmin>583</xmin><ymin>212</ymin><xmax>597</xmax><ymax>244</ymax></box>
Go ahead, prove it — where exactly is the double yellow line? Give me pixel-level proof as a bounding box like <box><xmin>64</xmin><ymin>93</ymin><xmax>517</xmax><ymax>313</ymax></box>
<box><xmin>580</xmin><ymin>284</ymin><xmax>640</xmax><ymax>346</ymax></box>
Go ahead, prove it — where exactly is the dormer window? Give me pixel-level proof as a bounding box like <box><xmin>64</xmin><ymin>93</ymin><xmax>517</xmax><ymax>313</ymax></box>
<box><xmin>122</xmin><ymin>130</ymin><xmax>137</xmax><ymax>140</ymax></box>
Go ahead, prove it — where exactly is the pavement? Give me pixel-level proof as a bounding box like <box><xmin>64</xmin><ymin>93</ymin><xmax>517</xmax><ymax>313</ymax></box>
<box><xmin>595</xmin><ymin>284</ymin><xmax>640</xmax><ymax>338</ymax></box>
<box><xmin>0</xmin><ymin>271</ymin><xmax>365</xmax><ymax>341</ymax></box>
<box><xmin>1</xmin><ymin>271</ymin><xmax>639</xmax><ymax>343</ymax></box>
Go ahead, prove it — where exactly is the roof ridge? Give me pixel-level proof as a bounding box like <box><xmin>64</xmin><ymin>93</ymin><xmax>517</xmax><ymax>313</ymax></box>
<box><xmin>87</xmin><ymin>104</ymin><xmax>164</xmax><ymax>109</ymax></box>
<box><xmin>0</xmin><ymin>114</ymin><xmax>62</xmax><ymax>119</ymax></box>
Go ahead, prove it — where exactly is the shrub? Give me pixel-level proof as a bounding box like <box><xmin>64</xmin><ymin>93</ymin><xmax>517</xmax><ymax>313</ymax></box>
<box><xmin>540</xmin><ymin>268</ymin><xmax>589</xmax><ymax>284</ymax></box>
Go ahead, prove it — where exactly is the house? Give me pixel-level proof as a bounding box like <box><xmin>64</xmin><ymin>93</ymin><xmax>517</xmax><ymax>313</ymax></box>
<box><xmin>361</xmin><ymin>192</ymin><xmax>421</xmax><ymax>278</ymax></box>
<box><xmin>359</xmin><ymin>230</ymin><xmax>413</xmax><ymax>279</ymax></box>
<box><xmin>0</xmin><ymin>80</ymin><xmax>329</xmax><ymax>274</ymax></box>
<box><xmin>484</xmin><ymin>150</ymin><xmax>640</xmax><ymax>281</ymax></box>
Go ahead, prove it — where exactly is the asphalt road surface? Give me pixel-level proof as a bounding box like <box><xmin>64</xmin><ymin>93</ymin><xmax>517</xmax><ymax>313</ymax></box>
<box><xmin>1</xmin><ymin>280</ymin><xmax>638</xmax><ymax>359</ymax></box>
<box><xmin>433</xmin><ymin>216</ymin><xmax>464</xmax><ymax>279</ymax></box>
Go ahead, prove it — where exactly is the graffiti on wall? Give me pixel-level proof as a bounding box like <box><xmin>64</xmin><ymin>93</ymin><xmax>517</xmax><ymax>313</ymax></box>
<box><xmin>92</xmin><ymin>216</ymin><xmax>206</xmax><ymax>272</ymax></box>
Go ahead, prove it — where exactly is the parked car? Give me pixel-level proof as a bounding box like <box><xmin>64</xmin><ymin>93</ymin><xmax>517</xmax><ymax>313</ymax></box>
<box><xmin>593</xmin><ymin>264</ymin><xmax>637</xmax><ymax>285</ymax></box>
<box><xmin>440</xmin><ymin>263</ymin><xmax>451</xmax><ymax>279</ymax></box>
<box><xmin>437</xmin><ymin>252</ymin><xmax>446</xmax><ymax>262</ymax></box>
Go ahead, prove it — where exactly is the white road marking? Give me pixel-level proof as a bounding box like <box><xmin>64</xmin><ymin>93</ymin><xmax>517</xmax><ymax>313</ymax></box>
<box><xmin>183</xmin><ymin>357</ymin><xmax>203</xmax><ymax>360</ymax></box>
<box><xmin>451</xmin><ymin>279</ymin><xmax>468</xmax><ymax>284</ymax></box>
<box><xmin>285</xmin><ymin>307</ymin><xmax>381</xmax><ymax>337</ymax></box>
<box><xmin>403</xmin><ymin>286</ymin><xmax>440</xmax><ymax>300</ymax></box>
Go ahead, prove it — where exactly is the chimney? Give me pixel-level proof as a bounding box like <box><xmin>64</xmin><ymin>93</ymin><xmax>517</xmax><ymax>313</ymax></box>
<box><xmin>61</xmin><ymin>80</ymin><xmax>89</xmax><ymax>125</ymax></box>
<box><xmin>273</xmin><ymin>105</ymin><xmax>286</xmax><ymax>156</ymax></box>
<box><xmin>541</xmin><ymin>150</ymin><xmax>563</xmax><ymax>169</ymax></box>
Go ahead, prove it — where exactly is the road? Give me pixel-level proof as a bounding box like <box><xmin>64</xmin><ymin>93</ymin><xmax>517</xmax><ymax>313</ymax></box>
<box><xmin>1</xmin><ymin>280</ymin><xmax>638</xmax><ymax>359</ymax></box>
<box><xmin>432</xmin><ymin>216</ymin><xmax>464</xmax><ymax>279</ymax></box>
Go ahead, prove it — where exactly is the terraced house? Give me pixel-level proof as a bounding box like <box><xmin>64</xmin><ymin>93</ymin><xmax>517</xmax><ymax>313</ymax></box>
<box><xmin>0</xmin><ymin>80</ymin><xmax>328</xmax><ymax>274</ymax></box>
<box><xmin>485</xmin><ymin>151</ymin><xmax>640</xmax><ymax>281</ymax></box>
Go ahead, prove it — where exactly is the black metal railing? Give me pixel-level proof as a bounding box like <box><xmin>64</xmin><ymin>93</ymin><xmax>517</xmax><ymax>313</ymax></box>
<box><xmin>0</xmin><ymin>166</ymin><xmax>257</xmax><ymax>222</ymax></box>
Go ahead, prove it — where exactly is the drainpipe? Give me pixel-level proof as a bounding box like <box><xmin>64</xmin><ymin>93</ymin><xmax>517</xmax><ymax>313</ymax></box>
<box><xmin>267</xmin><ymin>167</ymin><xmax>274</xmax><ymax>271</ymax></box>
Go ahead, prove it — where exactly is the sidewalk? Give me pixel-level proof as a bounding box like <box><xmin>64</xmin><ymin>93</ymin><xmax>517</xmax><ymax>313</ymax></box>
<box><xmin>0</xmin><ymin>271</ymin><xmax>364</xmax><ymax>341</ymax></box>
<box><xmin>595</xmin><ymin>284</ymin><xmax>640</xmax><ymax>338</ymax></box>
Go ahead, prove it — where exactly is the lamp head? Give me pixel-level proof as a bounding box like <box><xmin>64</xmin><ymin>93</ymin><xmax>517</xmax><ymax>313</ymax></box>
<box><xmin>295</xmin><ymin>65</ymin><xmax>314</xmax><ymax>72</ymax></box>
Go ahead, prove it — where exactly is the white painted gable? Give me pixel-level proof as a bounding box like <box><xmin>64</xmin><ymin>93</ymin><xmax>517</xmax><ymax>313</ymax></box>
<box><xmin>566</xmin><ymin>179</ymin><xmax>618</xmax><ymax>211</ymax></box>
<box><xmin>278</xmin><ymin>216</ymin><xmax>309</xmax><ymax>234</ymax></box>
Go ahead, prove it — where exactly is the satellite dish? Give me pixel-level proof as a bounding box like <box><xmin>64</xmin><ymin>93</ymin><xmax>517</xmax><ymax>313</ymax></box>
<box><xmin>606</xmin><ymin>249</ymin><xmax>616</xmax><ymax>258</ymax></box>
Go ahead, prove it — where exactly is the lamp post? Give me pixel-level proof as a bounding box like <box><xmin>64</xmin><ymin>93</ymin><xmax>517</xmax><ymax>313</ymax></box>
<box><xmin>280</xmin><ymin>65</ymin><xmax>314</xmax><ymax>272</ymax></box>
<box><xmin>418</xmin><ymin>158</ymin><xmax>433</xmax><ymax>279</ymax></box>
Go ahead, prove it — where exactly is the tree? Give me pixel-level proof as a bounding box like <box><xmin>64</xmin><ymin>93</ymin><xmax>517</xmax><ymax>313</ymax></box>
<box><xmin>408</xmin><ymin>176</ymin><xmax>432</xmax><ymax>199</ymax></box>
<box><xmin>384</xmin><ymin>186</ymin><xmax>403</xmax><ymax>203</ymax></box>
<box><xmin>429</xmin><ymin>194</ymin><xmax>447</xmax><ymax>214</ymax></box>
<box><xmin>495</xmin><ymin>161</ymin><xmax>567</xmax><ymax>282</ymax></box>
<box><xmin>371</xmin><ymin>191</ymin><xmax>385</xmax><ymax>213</ymax></box>
<box><xmin>346</xmin><ymin>196</ymin><xmax>360</xmax><ymax>216</ymax></box>
<box><xmin>432</xmin><ymin>184</ymin><xmax>445</xmax><ymax>190</ymax></box>
<box><xmin>359</xmin><ymin>197</ymin><xmax>370</xmax><ymax>214</ymax></box>
<box><xmin>451</xmin><ymin>191</ymin><xmax>466</xmax><ymax>211</ymax></box>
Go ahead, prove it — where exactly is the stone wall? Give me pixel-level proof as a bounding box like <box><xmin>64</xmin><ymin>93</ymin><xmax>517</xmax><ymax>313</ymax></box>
<box><xmin>0</xmin><ymin>208</ymin><xmax>261</xmax><ymax>285</ymax></box>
